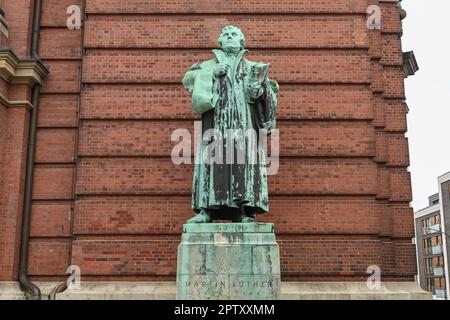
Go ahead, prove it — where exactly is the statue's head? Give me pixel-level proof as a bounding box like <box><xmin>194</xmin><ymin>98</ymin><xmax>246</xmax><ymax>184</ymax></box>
<box><xmin>218</xmin><ymin>25</ymin><xmax>245</xmax><ymax>53</ymax></box>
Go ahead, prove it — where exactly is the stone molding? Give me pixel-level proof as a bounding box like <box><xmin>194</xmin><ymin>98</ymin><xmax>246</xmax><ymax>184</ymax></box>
<box><xmin>403</xmin><ymin>51</ymin><xmax>419</xmax><ymax>77</ymax></box>
<box><xmin>0</xmin><ymin>93</ymin><xmax>33</xmax><ymax>110</ymax></box>
<box><xmin>0</xmin><ymin>49</ymin><xmax>49</xmax><ymax>87</ymax></box>
<box><xmin>0</xmin><ymin>14</ymin><xmax>8</xmax><ymax>38</ymax></box>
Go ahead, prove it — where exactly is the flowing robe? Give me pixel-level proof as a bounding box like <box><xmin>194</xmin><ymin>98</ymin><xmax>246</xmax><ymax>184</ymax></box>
<box><xmin>182</xmin><ymin>49</ymin><xmax>279</xmax><ymax>217</ymax></box>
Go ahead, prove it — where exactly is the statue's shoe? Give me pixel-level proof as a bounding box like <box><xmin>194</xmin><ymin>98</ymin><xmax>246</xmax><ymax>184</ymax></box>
<box><xmin>186</xmin><ymin>212</ymin><xmax>211</xmax><ymax>224</ymax></box>
<box><xmin>241</xmin><ymin>217</ymin><xmax>256</xmax><ymax>223</ymax></box>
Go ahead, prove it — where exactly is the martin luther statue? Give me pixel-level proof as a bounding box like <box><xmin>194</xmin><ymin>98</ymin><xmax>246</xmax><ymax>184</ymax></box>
<box><xmin>182</xmin><ymin>26</ymin><xmax>279</xmax><ymax>223</ymax></box>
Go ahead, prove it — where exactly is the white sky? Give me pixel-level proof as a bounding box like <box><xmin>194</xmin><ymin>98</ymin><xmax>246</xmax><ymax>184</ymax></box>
<box><xmin>402</xmin><ymin>0</ymin><xmax>450</xmax><ymax>211</ymax></box>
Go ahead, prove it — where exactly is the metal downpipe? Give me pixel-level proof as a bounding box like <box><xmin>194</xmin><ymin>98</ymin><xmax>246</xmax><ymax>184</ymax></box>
<box><xmin>18</xmin><ymin>0</ymin><xmax>43</xmax><ymax>300</ymax></box>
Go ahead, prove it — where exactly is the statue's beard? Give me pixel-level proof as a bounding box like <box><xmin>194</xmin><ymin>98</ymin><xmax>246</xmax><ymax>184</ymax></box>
<box><xmin>222</xmin><ymin>42</ymin><xmax>241</xmax><ymax>54</ymax></box>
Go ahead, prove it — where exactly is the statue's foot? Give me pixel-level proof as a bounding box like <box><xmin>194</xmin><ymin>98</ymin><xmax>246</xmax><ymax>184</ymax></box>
<box><xmin>241</xmin><ymin>216</ymin><xmax>256</xmax><ymax>223</ymax></box>
<box><xmin>186</xmin><ymin>210</ymin><xmax>211</xmax><ymax>224</ymax></box>
<box><xmin>236</xmin><ymin>208</ymin><xmax>256</xmax><ymax>223</ymax></box>
<box><xmin>235</xmin><ymin>206</ymin><xmax>256</xmax><ymax>223</ymax></box>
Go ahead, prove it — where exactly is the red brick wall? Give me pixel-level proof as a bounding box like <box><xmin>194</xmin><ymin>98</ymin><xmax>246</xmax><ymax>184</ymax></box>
<box><xmin>1</xmin><ymin>0</ymin><xmax>416</xmax><ymax>282</ymax></box>
<box><xmin>0</xmin><ymin>1</ymin><xmax>33</xmax><ymax>280</ymax></box>
<box><xmin>0</xmin><ymin>103</ymin><xmax>30</xmax><ymax>280</ymax></box>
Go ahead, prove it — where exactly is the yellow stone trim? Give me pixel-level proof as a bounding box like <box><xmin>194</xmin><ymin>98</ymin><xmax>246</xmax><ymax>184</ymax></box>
<box><xmin>0</xmin><ymin>50</ymin><xmax>49</xmax><ymax>86</ymax></box>
<box><xmin>0</xmin><ymin>93</ymin><xmax>33</xmax><ymax>110</ymax></box>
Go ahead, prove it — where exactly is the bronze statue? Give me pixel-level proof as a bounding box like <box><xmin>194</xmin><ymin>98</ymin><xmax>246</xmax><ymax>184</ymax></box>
<box><xmin>182</xmin><ymin>26</ymin><xmax>279</xmax><ymax>223</ymax></box>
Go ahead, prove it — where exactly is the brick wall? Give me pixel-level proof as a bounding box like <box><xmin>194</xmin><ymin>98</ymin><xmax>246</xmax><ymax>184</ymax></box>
<box><xmin>1</xmin><ymin>0</ymin><xmax>416</xmax><ymax>282</ymax></box>
<box><xmin>0</xmin><ymin>1</ymin><xmax>33</xmax><ymax>280</ymax></box>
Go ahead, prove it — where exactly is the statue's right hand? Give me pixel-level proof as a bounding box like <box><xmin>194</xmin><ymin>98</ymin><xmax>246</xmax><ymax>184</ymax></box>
<box><xmin>213</xmin><ymin>63</ymin><xmax>229</xmax><ymax>78</ymax></box>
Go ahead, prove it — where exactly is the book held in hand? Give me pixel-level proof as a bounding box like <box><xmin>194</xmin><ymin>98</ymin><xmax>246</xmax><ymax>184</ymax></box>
<box><xmin>250</xmin><ymin>63</ymin><xmax>270</xmax><ymax>84</ymax></box>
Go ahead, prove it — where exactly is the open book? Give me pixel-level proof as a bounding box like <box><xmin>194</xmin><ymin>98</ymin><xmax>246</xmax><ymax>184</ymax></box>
<box><xmin>250</xmin><ymin>63</ymin><xmax>270</xmax><ymax>84</ymax></box>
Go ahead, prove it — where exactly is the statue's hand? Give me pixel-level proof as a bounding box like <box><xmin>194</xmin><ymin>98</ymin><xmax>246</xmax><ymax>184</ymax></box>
<box><xmin>213</xmin><ymin>63</ymin><xmax>229</xmax><ymax>78</ymax></box>
<box><xmin>247</xmin><ymin>82</ymin><xmax>264</xmax><ymax>100</ymax></box>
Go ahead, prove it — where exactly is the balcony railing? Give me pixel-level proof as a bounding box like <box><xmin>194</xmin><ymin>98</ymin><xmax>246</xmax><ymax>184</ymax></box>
<box><xmin>427</xmin><ymin>266</ymin><xmax>444</xmax><ymax>277</ymax></box>
<box><xmin>433</xmin><ymin>267</ymin><xmax>444</xmax><ymax>277</ymax></box>
<box><xmin>434</xmin><ymin>289</ymin><xmax>447</xmax><ymax>299</ymax></box>
<box><xmin>426</xmin><ymin>224</ymin><xmax>441</xmax><ymax>234</ymax></box>
<box><xmin>431</xmin><ymin>245</ymin><xmax>443</xmax><ymax>255</ymax></box>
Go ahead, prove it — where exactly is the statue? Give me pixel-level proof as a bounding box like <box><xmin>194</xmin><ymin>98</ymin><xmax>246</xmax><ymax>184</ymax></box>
<box><xmin>182</xmin><ymin>26</ymin><xmax>279</xmax><ymax>223</ymax></box>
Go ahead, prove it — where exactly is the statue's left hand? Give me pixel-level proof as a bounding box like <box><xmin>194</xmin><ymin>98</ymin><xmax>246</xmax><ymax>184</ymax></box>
<box><xmin>247</xmin><ymin>82</ymin><xmax>264</xmax><ymax>100</ymax></box>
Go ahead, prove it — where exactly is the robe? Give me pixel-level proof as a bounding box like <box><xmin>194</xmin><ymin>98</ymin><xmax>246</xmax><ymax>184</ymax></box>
<box><xmin>182</xmin><ymin>49</ymin><xmax>279</xmax><ymax>217</ymax></box>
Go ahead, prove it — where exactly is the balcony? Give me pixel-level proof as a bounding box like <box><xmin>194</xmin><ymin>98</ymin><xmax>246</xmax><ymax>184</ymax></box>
<box><xmin>426</xmin><ymin>224</ymin><xmax>441</xmax><ymax>234</ymax></box>
<box><xmin>434</xmin><ymin>289</ymin><xmax>447</xmax><ymax>299</ymax></box>
<box><xmin>433</xmin><ymin>267</ymin><xmax>444</xmax><ymax>277</ymax></box>
<box><xmin>431</xmin><ymin>245</ymin><xmax>443</xmax><ymax>255</ymax></box>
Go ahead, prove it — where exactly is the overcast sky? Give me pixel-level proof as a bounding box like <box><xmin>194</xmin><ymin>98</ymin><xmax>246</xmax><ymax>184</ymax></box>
<box><xmin>401</xmin><ymin>0</ymin><xmax>450</xmax><ymax>211</ymax></box>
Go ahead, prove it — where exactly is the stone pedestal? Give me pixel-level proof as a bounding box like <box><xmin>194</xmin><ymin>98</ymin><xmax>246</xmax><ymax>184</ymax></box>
<box><xmin>176</xmin><ymin>223</ymin><xmax>281</xmax><ymax>300</ymax></box>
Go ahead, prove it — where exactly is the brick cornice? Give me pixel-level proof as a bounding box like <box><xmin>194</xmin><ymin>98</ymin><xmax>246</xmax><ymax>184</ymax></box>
<box><xmin>0</xmin><ymin>49</ymin><xmax>49</xmax><ymax>86</ymax></box>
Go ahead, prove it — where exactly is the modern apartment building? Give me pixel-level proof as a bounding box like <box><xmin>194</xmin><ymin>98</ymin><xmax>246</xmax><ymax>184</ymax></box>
<box><xmin>414</xmin><ymin>172</ymin><xmax>450</xmax><ymax>299</ymax></box>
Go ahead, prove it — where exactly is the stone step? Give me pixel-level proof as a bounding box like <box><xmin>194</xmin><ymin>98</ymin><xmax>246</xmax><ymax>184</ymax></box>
<box><xmin>55</xmin><ymin>281</ymin><xmax>431</xmax><ymax>300</ymax></box>
<box><xmin>0</xmin><ymin>281</ymin><xmax>431</xmax><ymax>300</ymax></box>
<box><xmin>0</xmin><ymin>282</ymin><xmax>27</xmax><ymax>300</ymax></box>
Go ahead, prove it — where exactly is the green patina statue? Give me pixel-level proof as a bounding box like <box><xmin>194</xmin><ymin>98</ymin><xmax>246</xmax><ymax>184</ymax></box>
<box><xmin>182</xmin><ymin>25</ymin><xmax>279</xmax><ymax>223</ymax></box>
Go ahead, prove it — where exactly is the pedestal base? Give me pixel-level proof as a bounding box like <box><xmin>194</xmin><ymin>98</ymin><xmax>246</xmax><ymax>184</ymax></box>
<box><xmin>176</xmin><ymin>223</ymin><xmax>281</xmax><ymax>300</ymax></box>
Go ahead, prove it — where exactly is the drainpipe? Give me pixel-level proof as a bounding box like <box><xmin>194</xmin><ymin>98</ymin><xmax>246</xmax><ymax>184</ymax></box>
<box><xmin>18</xmin><ymin>0</ymin><xmax>43</xmax><ymax>300</ymax></box>
<box><xmin>49</xmin><ymin>281</ymin><xmax>67</xmax><ymax>300</ymax></box>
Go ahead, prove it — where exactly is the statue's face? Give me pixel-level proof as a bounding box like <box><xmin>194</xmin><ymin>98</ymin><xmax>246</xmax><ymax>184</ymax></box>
<box><xmin>219</xmin><ymin>27</ymin><xmax>244</xmax><ymax>53</ymax></box>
